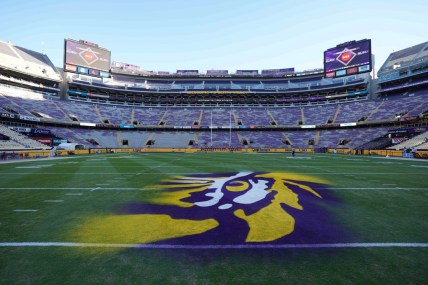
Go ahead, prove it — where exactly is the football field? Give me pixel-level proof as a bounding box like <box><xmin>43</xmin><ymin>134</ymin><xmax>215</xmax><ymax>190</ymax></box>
<box><xmin>1</xmin><ymin>152</ymin><xmax>427</xmax><ymax>284</ymax></box>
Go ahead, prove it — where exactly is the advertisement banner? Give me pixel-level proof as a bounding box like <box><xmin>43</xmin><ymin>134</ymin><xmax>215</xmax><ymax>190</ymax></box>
<box><xmin>34</xmin><ymin>138</ymin><xmax>52</xmax><ymax>145</ymax></box>
<box><xmin>31</xmin><ymin>128</ymin><xmax>51</xmax><ymax>135</ymax></box>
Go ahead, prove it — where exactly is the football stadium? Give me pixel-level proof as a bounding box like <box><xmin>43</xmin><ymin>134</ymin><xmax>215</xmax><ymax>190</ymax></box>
<box><xmin>1</xmin><ymin>1</ymin><xmax>427</xmax><ymax>284</ymax></box>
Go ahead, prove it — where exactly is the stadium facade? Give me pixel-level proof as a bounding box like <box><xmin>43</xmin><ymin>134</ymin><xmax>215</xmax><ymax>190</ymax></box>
<box><xmin>0</xmin><ymin>39</ymin><xmax>427</xmax><ymax>156</ymax></box>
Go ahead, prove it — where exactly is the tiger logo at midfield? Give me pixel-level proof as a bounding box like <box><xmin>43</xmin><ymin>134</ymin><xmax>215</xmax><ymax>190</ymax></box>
<box><xmin>76</xmin><ymin>172</ymin><xmax>342</xmax><ymax>245</ymax></box>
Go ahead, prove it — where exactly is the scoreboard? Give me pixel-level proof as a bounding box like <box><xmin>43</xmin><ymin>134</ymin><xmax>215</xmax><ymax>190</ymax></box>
<box><xmin>324</xmin><ymin>39</ymin><xmax>372</xmax><ymax>78</ymax></box>
<box><xmin>64</xmin><ymin>39</ymin><xmax>111</xmax><ymax>77</ymax></box>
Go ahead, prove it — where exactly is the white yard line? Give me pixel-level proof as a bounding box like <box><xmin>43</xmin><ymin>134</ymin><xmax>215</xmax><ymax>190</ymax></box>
<box><xmin>13</xmin><ymin>209</ymin><xmax>38</xmax><ymax>212</ymax></box>
<box><xmin>0</xmin><ymin>242</ymin><xmax>427</xmax><ymax>249</ymax></box>
<box><xmin>0</xmin><ymin>187</ymin><xmax>427</xmax><ymax>191</ymax></box>
<box><xmin>330</xmin><ymin>188</ymin><xmax>428</xmax><ymax>190</ymax></box>
<box><xmin>0</xmin><ymin>172</ymin><xmax>426</xmax><ymax>176</ymax></box>
<box><xmin>411</xmin><ymin>165</ymin><xmax>428</xmax><ymax>168</ymax></box>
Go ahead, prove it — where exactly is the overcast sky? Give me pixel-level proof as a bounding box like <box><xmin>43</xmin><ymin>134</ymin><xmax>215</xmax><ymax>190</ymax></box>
<box><xmin>1</xmin><ymin>0</ymin><xmax>426</xmax><ymax>74</ymax></box>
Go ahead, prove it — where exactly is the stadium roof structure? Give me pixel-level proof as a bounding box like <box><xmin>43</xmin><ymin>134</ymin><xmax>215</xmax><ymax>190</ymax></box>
<box><xmin>378</xmin><ymin>41</ymin><xmax>428</xmax><ymax>76</ymax></box>
<box><xmin>0</xmin><ymin>40</ymin><xmax>61</xmax><ymax>82</ymax></box>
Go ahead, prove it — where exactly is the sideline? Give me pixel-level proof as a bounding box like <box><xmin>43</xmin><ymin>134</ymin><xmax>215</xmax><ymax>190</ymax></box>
<box><xmin>0</xmin><ymin>154</ymin><xmax>93</xmax><ymax>165</ymax></box>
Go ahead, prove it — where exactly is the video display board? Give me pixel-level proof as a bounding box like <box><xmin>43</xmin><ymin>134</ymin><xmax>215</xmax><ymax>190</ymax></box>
<box><xmin>324</xmin><ymin>39</ymin><xmax>371</xmax><ymax>78</ymax></box>
<box><xmin>64</xmin><ymin>39</ymin><xmax>111</xmax><ymax>72</ymax></box>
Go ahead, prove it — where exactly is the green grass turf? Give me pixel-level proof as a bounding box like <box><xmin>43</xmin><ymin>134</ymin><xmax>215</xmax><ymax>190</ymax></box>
<box><xmin>0</xmin><ymin>152</ymin><xmax>427</xmax><ymax>284</ymax></box>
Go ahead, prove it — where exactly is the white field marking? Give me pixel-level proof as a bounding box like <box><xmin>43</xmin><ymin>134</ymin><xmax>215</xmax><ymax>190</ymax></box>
<box><xmin>1</xmin><ymin>187</ymin><xmax>428</xmax><ymax>191</ymax></box>
<box><xmin>1</xmin><ymin>172</ymin><xmax>427</xmax><ymax>176</ymax></box>
<box><xmin>111</xmin><ymin>156</ymin><xmax>136</xmax><ymax>158</ymax></box>
<box><xmin>36</xmin><ymin>164</ymin><xmax>417</xmax><ymax>168</ymax></box>
<box><xmin>330</xmin><ymin>188</ymin><xmax>428</xmax><ymax>191</ymax></box>
<box><xmin>44</xmin><ymin>200</ymin><xmax>64</xmax><ymax>203</ymax></box>
<box><xmin>65</xmin><ymin>193</ymin><xmax>83</xmax><ymax>196</ymax></box>
<box><xmin>286</xmin><ymin>157</ymin><xmax>312</xmax><ymax>159</ymax></box>
<box><xmin>15</xmin><ymin>166</ymin><xmax>40</xmax><ymax>169</ymax></box>
<box><xmin>0</xmin><ymin>242</ymin><xmax>427</xmax><ymax>249</ymax></box>
<box><xmin>304</xmin><ymin>166</ymin><xmax>337</xmax><ymax>174</ymax></box>
<box><xmin>16</xmin><ymin>164</ymin><xmax>55</xmax><ymax>169</ymax></box>
<box><xmin>411</xmin><ymin>165</ymin><xmax>428</xmax><ymax>168</ymax></box>
<box><xmin>13</xmin><ymin>209</ymin><xmax>38</xmax><ymax>212</ymax></box>
<box><xmin>0</xmin><ymin>187</ymin><xmax>155</xmax><ymax>190</ymax></box>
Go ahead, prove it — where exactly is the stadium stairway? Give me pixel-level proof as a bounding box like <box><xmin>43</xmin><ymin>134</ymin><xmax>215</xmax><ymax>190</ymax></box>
<box><xmin>236</xmin><ymin>133</ymin><xmax>245</xmax><ymax>146</ymax></box>
<box><xmin>300</xmin><ymin>108</ymin><xmax>305</xmax><ymax>124</ymax></box>
<box><xmin>267</xmin><ymin>110</ymin><xmax>278</xmax><ymax>126</ymax></box>
<box><xmin>159</xmin><ymin>110</ymin><xmax>168</xmax><ymax>125</ymax></box>
<box><xmin>95</xmin><ymin>104</ymin><xmax>104</xmax><ymax>124</ymax></box>
<box><xmin>145</xmin><ymin>132</ymin><xmax>155</xmax><ymax>146</ymax></box>
<box><xmin>407</xmin><ymin>102</ymin><xmax>426</xmax><ymax>117</ymax></box>
<box><xmin>131</xmin><ymin>108</ymin><xmax>135</xmax><ymax>125</ymax></box>
<box><xmin>50</xmin><ymin>100</ymin><xmax>71</xmax><ymax>121</ymax></box>
<box><xmin>282</xmin><ymin>132</ymin><xmax>292</xmax><ymax>146</ymax></box>
<box><xmin>194</xmin><ymin>132</ymin><xmax>201</xmax><ymax>147</ymax></box>
<box><xmin>116</xmin><ymin>131</ymin><xmax>123</xmax><ymax>146</ymax></box>
<box><xmin>365</xmin><ymin>101</ymin><xmax>384</xmax><ymax>121</ymax></box>
<box><xmin>6</xmin><ymin>96</ymin><xmax>33</xmax><ymax>116</ymax></box>
<box><xmin>198</xmin><ymin>110</ymin><xmax>203</xmax><ymax>125</ymax></box>
<box><xmin>332</xmin><ymin>105</ymin><xmax>341</xmax><ymax>124</ymax></box>
<box><xmin>314</xmin><ymin>130</ymin><xmax>321</xmax><ymax>146</ymax></box>
<box><xmin>70</xmin><ymin>129</ymin><xmax>92</xmax><ymax>145</ymax></box>
<box><xmin>232</xmin><ymin>110</ymin><xmax>239</xmax><ymax>125</ymax></box>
